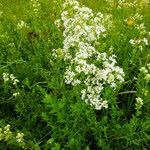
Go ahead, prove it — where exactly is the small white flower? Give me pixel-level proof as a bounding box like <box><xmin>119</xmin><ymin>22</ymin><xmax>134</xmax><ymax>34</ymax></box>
<box><xmin>13</xmin><ymin>92</ymin><xmax>20</xmax><ymax>97</ymax></box>
<box><xmin>144</xmin><ymin>74</ymin><xmax>150</xmax><ymax>81</ymax></box>
<box><xmin>16</xmin><ymin>132</ymin><xmax>24</xmax><ymax>143</ymax></box>
<box><xmin>147</xmin><ymin>63</ymin><xmax>150</xmax><ymax>70</ymax></box>
<box><xmin>4</xmin><ymin>124</ymin><xmax>10</xmax><ymax>130</ymax></box>
<box><xmin>3</xmin><ymin>73</ymin><xmax>9</xmax><ymax>82</ymax></box>
<box><xmin>142</xmin><ymin>38</ymin><xmax>148</xmax><ymax>45</ymax></box>
<box><xmin>139</xmin><ymin>45</ymin><xmax>143</xmax><ymax>51</ymax></box>
<box><xmin>17</xmin><ymin>20</ymin><xmax>28</xmax><ymax>29</ymax></box>
<box><xmin>140</xmin><ymin>67</ymin><xmax>148</xmax><ymax>74</ymax></box>
<box><xmin>13</xmin><ymin>79</ymin><xmax>19</xmax><ymax>85</ymax></box>
<box><xmin>135</xmin><ymin>97</ymin><xmax>143</xmax><ymax>109</ymax></box>
<box><xmin>101</xmin><ymin>100</ymin><xmax>108</xmax><ymax>109</ymax></box>
<box><xmin>54</xmin><ymin>19</ymin><xmax>61</xmax><ymax>28</ymax></box>
<box><xmin>10</xmin><ymin>74</ymin><xmax>15</xmax><ymax>81</ymax></box>
<box><xmin>72</xmin><ymin>79</ymin><xmax>81</xmax><ymax>86</ymax></box>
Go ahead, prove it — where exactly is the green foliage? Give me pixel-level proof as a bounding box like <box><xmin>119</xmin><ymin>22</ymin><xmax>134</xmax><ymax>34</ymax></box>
<box><xmin>0</xmin><ymin>0</ymin><xmax>150</xmax><ymax>149</ymax></box>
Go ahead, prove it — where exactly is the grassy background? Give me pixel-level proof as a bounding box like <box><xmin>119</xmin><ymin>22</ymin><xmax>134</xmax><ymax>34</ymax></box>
<box><xmin>0</xmin><ymin>0</ymin><xmax>150</xmax><ymax>149</ymax></box>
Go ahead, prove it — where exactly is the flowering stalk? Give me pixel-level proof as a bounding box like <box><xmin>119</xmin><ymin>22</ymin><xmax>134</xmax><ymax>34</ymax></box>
<box><xmin>2</xmin><ymin>72</ymin><xmax>20</xmax><ymax>97</ymax></box>
<box><xmin>53</xmin><ymin>0</ymin><xmax>125</xmax><ymax>110</ymax></box>
<box><xmin>0</xmin><ymin>124</ymin><xmax>25</xmax><ymax>148</ymax></box>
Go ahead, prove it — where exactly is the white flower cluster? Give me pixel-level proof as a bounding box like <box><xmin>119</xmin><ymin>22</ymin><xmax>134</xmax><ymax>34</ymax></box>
<box><xmin>12</xmin><ymin>92</ymin><xmax>20</xmax><ymax>97</ymax></box>
<box><xmin>125</xmin><ymin>13</ymin><xmax>144</xmax><ymax>28</ymax></box>
<box><xmin>107</xmin><ymin>0</ymin><xmax>150</xmax><ymax>10</ymax></box>
<box><xmin>105</xmin><ymin>0</ymin><xmax>138</xmax><ymax>9</ymax></box>
<box><xmin>0</xmin><ymin>124</ymin><xmax>25</xmax><ymax>147</ymax></box>
<box><xmin>133</xmin><ymin>13</ymin><xmax>148</xmax><ymax>35</ymax></box>
<box><xmin>129</xmin><ymin>37</ymin><xmax>149</xmax><ymax>51</ymax></box>
<box><xmin>128</xmin><ymin>13</ymin><xmax>149</xmax><ymax>51</ymax></box>
<box><xmin>3</xmin><ymin>73</ymin><xmax>19</xmax><ymax>85</ymax></box>
<box><xmin>2</xmin><ymin>73</ymin><xmax>20</xmax><ymax>97</ymax></box>
<box><xmin>16</xmin><ymin>132</ymin><xmax>24</xmax><ymax>143</ymax></box>
<box><xmin>118</xmin><ymin>0</ymin><xmax>138</xmax><ymax>9</ymax></box>
<box><xmin>30</xmin><ymin>0</ymin><xmax>41</xmax><ymax>16</ymax></box>
<box><xmin>17</xmin><ymin>20</ymin><xmax>28</xmax><ymax>29</ymax></box>
<box><xmin>136</xmin><ymin>23</ymin><xmax>147</xmax><ymax>35</ymax></box>
<box><xmin>0</xmin><ymin>124</ymin><xmax>12</xmax><ymax>141</ymax></box>
<box><xmin>135</xmin><ymin>97</ymin><xmax>143</xmax><ymax>110</ymax></box>
<box><xmin>140</xmin><ymin>64</ymin><xmax>150</xmax><ymax>82</ymax></box>
<box><xmin>53</xmin><ymin>0</ymin><xmax>125</xmax><ymax>110</ymax></box>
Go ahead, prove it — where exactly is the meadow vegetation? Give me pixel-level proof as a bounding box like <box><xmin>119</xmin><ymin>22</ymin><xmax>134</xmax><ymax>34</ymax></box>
<box><xmin>0</xmin><ymin>0</ymin><xmax>150</xmax><ymax>149</ymax></box>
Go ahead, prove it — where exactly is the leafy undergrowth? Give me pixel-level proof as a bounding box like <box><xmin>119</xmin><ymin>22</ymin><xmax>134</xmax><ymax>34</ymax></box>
<box><xmin>0</xmin><ymin>0</ymin><xmax>150</xmax><ymax>149</ymax></box>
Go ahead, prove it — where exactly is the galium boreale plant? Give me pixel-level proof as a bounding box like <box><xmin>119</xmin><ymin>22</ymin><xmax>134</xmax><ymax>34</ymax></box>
<box><xmin>116</xmin><ymin>64</ymin><xmax>150</xmax><ymax>148</ymax></box>
<box><xmin>135</xmin><ymin>64</ymin><xmax>150</xmax><ymax>115</ymax></box>
<box><xmin>128</xmin><ymin>13</ymin><xmax>149</xmax><ymax>52</ymax></box>
<box><xmin>53</xmin><ymin>0</ymin><xmax>125</xmax><ymax>110</ymax></box>
<box><xmin>0</xmin><ymin>124</ymin><xmax>25</xmax><ymax>149</ymax></box>
<box><xmin>2</xmin><ymin>72</ymin><xmax>20</xmax><ymax>98</ymax></box>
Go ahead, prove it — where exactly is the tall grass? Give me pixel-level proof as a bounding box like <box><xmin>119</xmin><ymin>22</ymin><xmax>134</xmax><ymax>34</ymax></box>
<box><xmin>0</xmin><ymin>0</ymin><xmax>150</xmax><ymax>149</ymax></box>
